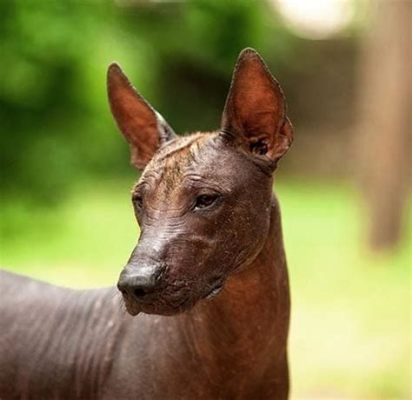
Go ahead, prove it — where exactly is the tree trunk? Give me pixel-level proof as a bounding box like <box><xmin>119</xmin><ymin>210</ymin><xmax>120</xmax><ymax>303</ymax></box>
<box><xmin>356</xmin><ymin>0</ymin><xmax>411</xmax><ymax>251</ymax></box>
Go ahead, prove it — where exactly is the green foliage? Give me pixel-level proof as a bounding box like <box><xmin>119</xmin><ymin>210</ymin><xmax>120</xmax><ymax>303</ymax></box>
<box><xmin>0</xmin><ymin>1</ymin><xmax>124</xmax><ymax>202</ymax></box>
<box><xmin>0</xmin><ymin>0</ymin><xmax>297</xmax><ymax>203</ymax></box>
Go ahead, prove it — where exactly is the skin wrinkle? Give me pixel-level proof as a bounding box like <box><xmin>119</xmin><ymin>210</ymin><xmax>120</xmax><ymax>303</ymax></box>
<box><xmin>0</xmin><ymin>278</ymin><xmax>125</xmax><ymax>399</ymax></box>
<box><xmin>135</xmin><ymin>135</ymin><xmax>226</xmax><ymax>221</ymax></box>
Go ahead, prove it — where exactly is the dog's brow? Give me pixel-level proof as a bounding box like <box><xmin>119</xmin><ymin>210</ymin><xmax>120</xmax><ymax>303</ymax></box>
<box><xmin>156</xmin><ymin>135</ymin><xmax>203</xmax><ymax>163</ymax></box>
<box><xmin>136</xmin><ymin>132</ymin><xmax>221</xmax><ymax>198</ymax></box>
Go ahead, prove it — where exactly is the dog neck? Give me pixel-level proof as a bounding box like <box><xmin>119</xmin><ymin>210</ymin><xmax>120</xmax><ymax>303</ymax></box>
<box><xmin>177</xmin><ymin>195</ymin><xmax>290</xmax><ymax>389</ymax></box>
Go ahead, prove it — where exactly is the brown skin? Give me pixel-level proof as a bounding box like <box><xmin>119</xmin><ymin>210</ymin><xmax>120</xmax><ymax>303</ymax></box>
<box><xmin>110</xmin><ymin>48</ymin><xmax>293</xmax><ymax>398</ymax></box>
<box><xmin>104</xmin><ymin>198</ymin><xmax>290</xmax><ymax>399</ymax></box>
<box><xmin>0</xmin><ymin>48</ymin><xmax>292</xmax><ymax>399</ymax></box>
<box><xmin>120</xmin><ymin>132</ymin><xmax>275</xmax><ymax>316</ymax></box>
<box><xmin>110</xmin><ymin>49</ymin><xmax>293</xmax><ymax>316</ymax></box>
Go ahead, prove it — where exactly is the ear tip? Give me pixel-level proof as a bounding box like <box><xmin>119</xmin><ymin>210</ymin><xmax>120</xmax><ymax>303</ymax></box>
<box><xmin>238</xmin><ymin>47</ymin><xmax>261</xmax><ymax>61</ymax></box>
<box><xmin>107</xmin><ymin>62</ymin><xmax>131</xmax><ymax>92</ymax></box>
<box><xmin>107</xmin><ymin>62</ymin><xmax>123</xmax><ymax>78</ymax></box>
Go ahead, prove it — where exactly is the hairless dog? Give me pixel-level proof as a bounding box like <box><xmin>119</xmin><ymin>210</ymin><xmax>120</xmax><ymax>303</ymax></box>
<box><xmin>0</xmin><ymin>48</ymin><xmax>293</xmax><ymax>399</ymax></box>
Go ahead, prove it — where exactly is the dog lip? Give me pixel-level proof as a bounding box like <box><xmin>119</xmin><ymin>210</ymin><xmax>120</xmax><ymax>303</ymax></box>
<box><xmin>124</xmin><ymin>300</ymin><xmax>141</xmax><ymax>316</ymax></box>
<box><xmin>123</xmin><ymin>278</ymin><xmax>225</xmax><ymax>314</ymax></box>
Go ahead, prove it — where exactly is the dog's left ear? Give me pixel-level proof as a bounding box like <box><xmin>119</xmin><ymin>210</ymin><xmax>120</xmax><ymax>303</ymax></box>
<box><xmin>221</xmin><ymin>48</ymin><xmax>293</xmax><ymax>167</ymax></box>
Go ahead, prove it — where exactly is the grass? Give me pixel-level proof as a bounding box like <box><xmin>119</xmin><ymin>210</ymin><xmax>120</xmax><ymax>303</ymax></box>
<box><xmin>1</xmin><ymin>178</ymin><xmax>410</xmax><ymax>399</ymax></box>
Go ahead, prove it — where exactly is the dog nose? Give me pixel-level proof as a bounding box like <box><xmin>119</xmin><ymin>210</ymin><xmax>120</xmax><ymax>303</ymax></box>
<box><xmin>117</xmin><ymin>263</ymin><xmax>164</xmax><ymax>299</ymax></box>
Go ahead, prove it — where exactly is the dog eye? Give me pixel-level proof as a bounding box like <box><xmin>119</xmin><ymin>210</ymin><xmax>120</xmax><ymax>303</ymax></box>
<box><xmin>194</xmin><ymin>194</ymin><xmax>219</xmax><ymax>210</ymax></box>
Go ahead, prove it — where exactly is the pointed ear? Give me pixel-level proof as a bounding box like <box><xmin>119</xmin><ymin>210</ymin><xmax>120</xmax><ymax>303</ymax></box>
<box><xmin>107</xmin><ymin>63</ymin><xmax>176</xmax><ymax>169</ymax></box>
<box><xmin>221</xmin><ymin>48</ymin><xmax>293</xmax><ymax>167</ymax></box>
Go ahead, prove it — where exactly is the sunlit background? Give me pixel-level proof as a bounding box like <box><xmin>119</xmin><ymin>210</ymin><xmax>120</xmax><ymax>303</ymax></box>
<box><xmin>0</xmin><ymin>0</ymin><xmax>410</xmax><ymax>398</ymax></box>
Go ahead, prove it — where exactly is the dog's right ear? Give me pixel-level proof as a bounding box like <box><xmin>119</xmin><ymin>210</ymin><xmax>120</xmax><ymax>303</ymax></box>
<box><xmin>107</xmin><ymin>63</ymin><xmax>176</xmax><ymax>169</ymax></box>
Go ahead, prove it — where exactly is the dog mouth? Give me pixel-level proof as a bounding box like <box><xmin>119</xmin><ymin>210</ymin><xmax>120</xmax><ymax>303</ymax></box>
<box><xmin>121</xmin><ymin>278</ymin><xmax>225</xmax><ymax>316</ymax></box>
<box><xmin>121</xmin><ymin>283</ymin><xmax>196</xmax><ymax>316</ymax></box>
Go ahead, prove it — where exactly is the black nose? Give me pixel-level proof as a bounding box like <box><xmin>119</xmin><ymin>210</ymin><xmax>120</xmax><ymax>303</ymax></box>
<box><xmin>117</xmin><ymin>263</ymin><xmax>164</xmax><ymax>300</ymax></box>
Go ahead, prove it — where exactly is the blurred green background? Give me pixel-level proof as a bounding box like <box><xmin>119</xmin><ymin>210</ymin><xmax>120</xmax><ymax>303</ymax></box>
<box><xmin>0</xmin><ymin>1</ymin><xmax>410</xmax><ymax>398</ymax></box>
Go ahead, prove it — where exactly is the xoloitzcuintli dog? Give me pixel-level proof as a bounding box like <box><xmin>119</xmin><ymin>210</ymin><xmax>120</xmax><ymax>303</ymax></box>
<box><xmin>0</xmin><ymin>48</ymin><xmax>293</xmax><ymax>399</ymax></box>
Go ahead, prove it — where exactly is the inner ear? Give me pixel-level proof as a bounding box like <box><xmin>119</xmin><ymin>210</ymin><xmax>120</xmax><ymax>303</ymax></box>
<box><xmin>107</xmin><ymin>63</ymin><xmax>176</xmax><ymax>169</ymax></box>
<box><xmin>249</xmin><ymin>137</ymin><xmax>269</xmax><ymax>156</ymax></box>
<box><xmin>221</xmin><ymin>48</ymin><xmax>293</xmax><ymax>165</ymax></box>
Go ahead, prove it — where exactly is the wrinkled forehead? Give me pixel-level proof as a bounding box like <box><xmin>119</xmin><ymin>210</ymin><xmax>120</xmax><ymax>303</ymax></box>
<box><xmin>138</xmin><ymin>132</ymin><xmax>239</xmax><ymax>189</ymax></box>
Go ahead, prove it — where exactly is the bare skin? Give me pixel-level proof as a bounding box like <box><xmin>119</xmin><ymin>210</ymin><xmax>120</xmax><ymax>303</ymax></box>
<box><xmin>0</xmin><ymin>48</ymin><xmax>293</xmax><ymax>399</ymax></box>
